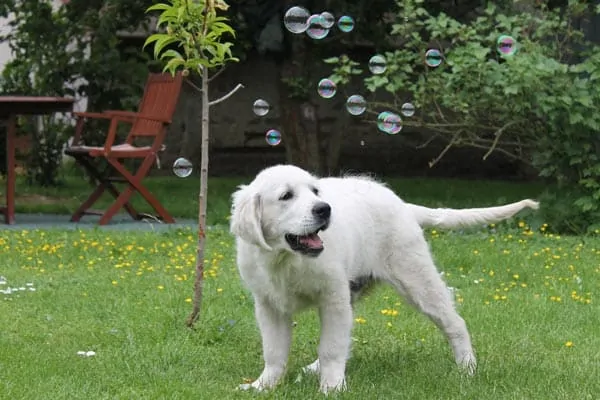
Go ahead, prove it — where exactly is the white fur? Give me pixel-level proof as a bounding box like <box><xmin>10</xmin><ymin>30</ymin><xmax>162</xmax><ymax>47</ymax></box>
<box><xmin>230</xmin><ymin>165</ymin><xmax>539</xmax><ymax>393</ymax></box>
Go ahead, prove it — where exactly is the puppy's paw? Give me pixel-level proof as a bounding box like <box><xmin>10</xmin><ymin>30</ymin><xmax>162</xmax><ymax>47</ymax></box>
<box><xmin>239</xmin><ymin>367</ymin><xmax>284</xmax><ymax>392</ymax></box>
<box><xmin>238</xmin><ymin>380</ymin><xmax>267</xmax><ymax>392</ymax></box>
<box><xmin>319</xmin><ymin>380</ymin><xmax>347</xmax><ymax>394</ymax></box>
<box><xmin>457</xmin><ymin>353</ymin><xmax>477</xmax><ymax>376</ymax></box>
<box><xmin>302</xmin><ymin>359</ymin><xmax>320</xmax><ymax>375</ymax></box>
<box><xmin>319</xmin><ymin>377</ymin><xmax>347</xmax><ymax>394</ymax></box>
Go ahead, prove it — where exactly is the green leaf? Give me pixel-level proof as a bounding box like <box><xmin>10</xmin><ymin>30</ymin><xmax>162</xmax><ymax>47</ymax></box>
<box><xmin>159</xmin><ymin>49</ymin><xmax>184</xmax><ymax>61</ymax></box>
<box><xmin>323</xmin><ymin>57</ymin><xmax>339</xmax><ymax>64</ymax></box>
<box><xmin>162</xmin><ymin>57</ymin><xmax>185</xmax><ymax>73</ymax></box>
<box><xmin>153</xmin><ymin>35</ymin><xmax>178</xmax><ymax>59</ymax></box>
<box><xmin>146</xmin><ymin>3</ymin><xmax>171</xmax><ymax>13</ymax></box>
<box><xmin>503</xmin><ymin>85</ymin><xmax>519</xmax><ymax>95</ymax></box>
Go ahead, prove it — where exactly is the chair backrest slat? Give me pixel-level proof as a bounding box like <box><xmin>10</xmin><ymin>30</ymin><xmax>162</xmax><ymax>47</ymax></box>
<box><xmin>129</xmin><ymin>72</ymin><xmax>183</xmax><ymax>138</ymax></box>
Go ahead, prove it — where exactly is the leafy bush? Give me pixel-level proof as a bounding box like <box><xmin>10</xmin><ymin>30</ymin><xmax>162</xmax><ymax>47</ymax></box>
<box><xmin>0</xmin><ymin>0</ymin><xmax>156</xmax><ymax>186</ymax></box>
<box><xmin>327</xmin><ymin>0</ymin><xmax>600</xmax><ymax>234</ymax></box>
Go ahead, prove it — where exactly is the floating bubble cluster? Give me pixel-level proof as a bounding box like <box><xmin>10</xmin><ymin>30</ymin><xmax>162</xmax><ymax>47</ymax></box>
<box><xmin>346</xmin><ymin>95</ymin><xmax>367</xmax><ymax>116</ymax></box>
<box><xmin>317</xmin><ymin>78</ymin><xmax>337</xmax><ymax>98</ymax></box>
<box><xmin>276</xmin><ymin>6</ymin><xmax>520</xmax><ymax>142</ymax></box>
<box><xmin>172</xmin><ymin>157</ymin><xmax>193</xmax><ymax>178</ymax></box>
<box><xmin>425</xmin><ymin>49</ymin><xmax>443</xmax><ymax>67</ymax></box>
<box><xmin>497</xmin><ymin>35</ymin><xmax>517</xmax><ymax>57</ymax></box>
<box><xmin>252</xmin><ymin>99</ymin><xmax>270</xmax><ymax>116</ymax></box>
<box><xmin>368</xmin><ymin>55</ymin><xmax>387</xmax><ymax>75</ymax></box>
<box><xmin>265</xmin><ymin>129</ymin><xmax>282</xmax><ymax>146</ymax></box>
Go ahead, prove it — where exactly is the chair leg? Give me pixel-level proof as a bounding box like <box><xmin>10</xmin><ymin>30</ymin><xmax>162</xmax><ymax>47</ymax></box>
<box><xmin>71</xmin><ymin>155</ymin><xmax>140</xmax><ymax>222</ymax></box>
<box><xmin>107</xmin><ymin>156</ymin><xmax>175</xmax><ymax>223</ymax></box>
<box><xmin>71</xmin><ymin>183</ymin><xmax>106</xmax><ymax>222</ymax></box>
<box><xmin>98</xmin><ymin>186</ymin><xmax>136</xmax><ymax>225</ymax></box>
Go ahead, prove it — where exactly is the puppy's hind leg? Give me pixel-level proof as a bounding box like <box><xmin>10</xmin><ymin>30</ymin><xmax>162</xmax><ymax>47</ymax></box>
<box><xmin>240</xmin><ymin>297</ymin><xmax>293</xmax><ymax>391</ymax></box>
<box><xmin>385</xmin><ymin>242</ymin><xmax>477</xmax><ymax>375</ymax></box>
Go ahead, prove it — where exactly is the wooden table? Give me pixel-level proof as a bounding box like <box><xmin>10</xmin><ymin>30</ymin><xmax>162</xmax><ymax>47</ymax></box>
<box><xmin>0</xmin><ymin>96</ymin><xmax>74</xmax><ymax>224</ymax></box>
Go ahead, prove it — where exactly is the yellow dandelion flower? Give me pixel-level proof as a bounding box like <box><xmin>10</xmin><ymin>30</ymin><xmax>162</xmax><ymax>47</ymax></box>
<box><xmin>564</xmin><ymin>341</ymin><xmax>574</xmax><ymax>348</ymax></box>
<box><xmin>354</xmin><ymin>317</ymin><xmax>366</xmax><ymax>324</ymax></box>
<box><xmin>157</xmin><ymin>285</ymin><xmax>164</xmax><ymax>290</ymax></box>
<box><xmin>217</xmin><ymin>288</ymin><xmax>223</xmax><ymax>293</ymax></box>
<box><xmin>185</xmin><ymin>298</ymin><xmax>192</xmax><ymax>303</ymax></box>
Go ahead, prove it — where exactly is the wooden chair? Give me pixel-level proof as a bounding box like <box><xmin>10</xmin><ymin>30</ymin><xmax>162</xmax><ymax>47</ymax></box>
<box><xmin>64</xmin><ymin>72</ymin><xmax>183</xmax><ymax>225</ymax></box>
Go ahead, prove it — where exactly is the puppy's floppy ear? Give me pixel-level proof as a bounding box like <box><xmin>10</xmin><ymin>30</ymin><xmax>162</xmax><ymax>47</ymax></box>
<box><xmin>230</xmin><ymin>185</ymin><xmax>272</xmax><ymax>251</ymax></box>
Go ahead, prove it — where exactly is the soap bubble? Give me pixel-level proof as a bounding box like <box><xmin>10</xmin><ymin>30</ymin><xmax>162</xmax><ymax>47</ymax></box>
<box><xmin>425</xmin><ymin>49</ymin><xmax>443</xmax><ymax>67</ymax></box>
<box><xmin>377</xmin><ymin>111</ymin><xmax>391</xmax><ymax>132</ymax></box>
<box><xmin>172</xmin><ymin>157</ymin><xmax>193</xmax><ymax>178</ymax></box>
<box><xmin>337</xmin><ymin>15</ymin><xmax>355</xmax><ymax>33</ymax></box>
<box><xmin>252</xmin><ymin>99</ymin><xmax>270</xmax><ymax>116</ymax></box>
<box><xmin>368</xmin><ymin>55</ymin><xmax>387</xmax><ymax>74</ymax></box>
<box><xmin>265</xmin><ymin>129</ymin><xmax>282</xmax><ymax>146</ymax></box>
<box><xmin>346</xmin><ymin>95</ymin><xmax>367</xmax><ymax>116</ymax></box>
<box><xmin>284</xmin><ymin>6</ymin><xmax>311</xmax><ymax>34</ymax></box>
<box><xmin>306</xmin><ymin>14</ymin><xmax>329</xmax><ymax>39</ymax></box>
<box><xmin>377</xmin><ymin>111</ymin><xmax>403</xmax><ymax>135</ymax></box>
<box><xmin>401</xmin><ymin>102</ymin><xmax>415</xmax><ymax>117</ymax></box>
<box><xmin>320</xmin><ymin>11</ymin><xmax>335</xmax><ymax>29</ymax></box>
<box><xmin>497</xmin><ymin>35</ymin><xmax>517</xmax><ymax>57</ymax></box>
<box><xmin>317</xmin><ymin>78</ymin><xmax>337</xmax><ymax>98</ymax></box>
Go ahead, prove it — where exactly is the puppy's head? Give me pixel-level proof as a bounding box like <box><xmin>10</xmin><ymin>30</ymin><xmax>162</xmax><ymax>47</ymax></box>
<box><xmin>230</xmin><ymin>165</ymin><xmax>331</xmax><ymax>257</ymax></box>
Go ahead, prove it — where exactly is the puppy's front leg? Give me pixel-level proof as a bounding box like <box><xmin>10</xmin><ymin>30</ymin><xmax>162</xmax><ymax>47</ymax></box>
<box><xmin>240</xmin><ymin>297</ymin><xmax>292</xmax><ymax>391</ymax></box>
<box><xmin>318</xmin><ymin>292</ymin><xmax>353</xmax><ymax>393</ymax></box>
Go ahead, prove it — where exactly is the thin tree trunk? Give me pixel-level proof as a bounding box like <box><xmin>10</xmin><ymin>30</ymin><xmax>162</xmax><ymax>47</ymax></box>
<box><xmin>186</xmin><ymin>66</ymin><xmax>209</xmax><ymax>327</ymax></box>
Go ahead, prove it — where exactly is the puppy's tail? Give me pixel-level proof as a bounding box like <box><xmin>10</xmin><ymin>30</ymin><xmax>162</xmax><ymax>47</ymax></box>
<box><xmin>407</xmin><ymin>199</ymin><xmax>539</xmax><ymax>229</ymax></box>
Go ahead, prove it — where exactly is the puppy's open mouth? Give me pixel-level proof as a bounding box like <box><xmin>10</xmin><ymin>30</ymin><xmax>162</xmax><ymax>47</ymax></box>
<box><xmin>285</xmin><ymin>224</ymin><xmax>328</xmax><ymax>257</ymax></box>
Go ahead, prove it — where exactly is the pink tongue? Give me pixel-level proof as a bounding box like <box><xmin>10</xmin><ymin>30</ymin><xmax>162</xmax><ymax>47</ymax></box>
<box><xmin>299</xmin><ymin>233</ymin><xmax>323</xmax><ymax>249</ymax></box>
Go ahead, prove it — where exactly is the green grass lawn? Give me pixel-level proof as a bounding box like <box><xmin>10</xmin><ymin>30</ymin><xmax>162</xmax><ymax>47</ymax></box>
<box><xmin>1</xmin><ymin>225</ymin><xmax>599</xmax><ymax>398</ymax></box>
<box><xmin>2</xmin><ymin>174</ymin><xmax>598</xmax><ymax>399</ymax></box>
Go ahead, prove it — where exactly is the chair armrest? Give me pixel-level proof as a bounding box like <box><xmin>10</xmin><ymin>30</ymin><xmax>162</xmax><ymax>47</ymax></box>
<box><xmin>71</xmin><ymin>111</ymin><xmax>133</xmax><ymax>147</ymax></box>
<box><xmin>71</xmin><ymin>110</ymin><xmax>171</xmax><ymax>149</ymax></box>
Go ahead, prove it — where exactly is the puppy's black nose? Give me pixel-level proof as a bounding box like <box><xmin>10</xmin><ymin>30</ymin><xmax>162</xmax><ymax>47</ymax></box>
<box><xmin>312</xmin><ymin>202</ymin><xmax>331</xmax><ymax>220</ymax></box>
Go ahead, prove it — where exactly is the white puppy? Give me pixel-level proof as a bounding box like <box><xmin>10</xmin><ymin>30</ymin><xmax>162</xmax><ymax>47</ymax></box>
<box><xmin>230</xmin><ymin>164</ymin><xmax>539</xmax><ymax>393</ymax></box>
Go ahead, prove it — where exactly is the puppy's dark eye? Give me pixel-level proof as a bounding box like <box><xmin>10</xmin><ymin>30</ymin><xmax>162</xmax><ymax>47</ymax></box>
<box><xmin>312</xmin><ymin>187</ymin><xmax>319</xmax><ymax>196</ymax></box>
<box><xmin>279</xmin><ymin>191</ymin><xmax>293</xmax><ymax>201</ymax></box>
